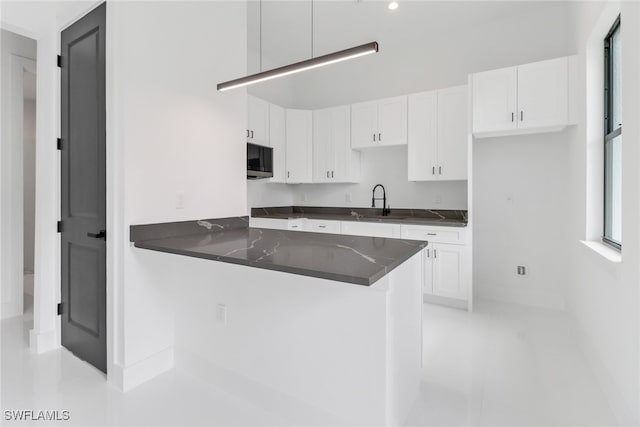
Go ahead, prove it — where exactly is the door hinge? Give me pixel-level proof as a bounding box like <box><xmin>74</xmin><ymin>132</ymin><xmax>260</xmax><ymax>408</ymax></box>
<box><xmin>57</xmin><ymin>55</ymin><xmax>63</xmax><ymax>68</ymax></box>
<box><xmin>57</xmin><ymin>138</ymin><xmax>62</xmax><ymax>150</ymax></box>
<box><xmin>57</xmin><ymin>303</ymin><xmax>64</xmax><ymax>315</ymax></box>
<box><xmin>57</xmin><ymin>221</ymin><xmax>63</xmax><ymax>233</ymax></box>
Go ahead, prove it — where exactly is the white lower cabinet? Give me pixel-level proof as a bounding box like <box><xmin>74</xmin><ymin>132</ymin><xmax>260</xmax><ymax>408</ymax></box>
<box><xmin>401</xmin><ymin>224</ymin><xmax>470</xmax><ymax>302</ymax></box>
<box><xmin>340</xmin><ymin>221</ymin><xmax>401</xmax><ymax>238</ymax></box>
<box><xmin>251</xmin><ymin>217</ymin><xmax>471</xmax><ymax>305</ymax></box>
<box><xmin>302</xmin><ymin>219</ymin><xmax>341</xmax><ymax>234</ymax></box>
<box><xmin>424</xmin><ymin>243</ymin><xmax>468</xmax><ymax>300</ymax></box>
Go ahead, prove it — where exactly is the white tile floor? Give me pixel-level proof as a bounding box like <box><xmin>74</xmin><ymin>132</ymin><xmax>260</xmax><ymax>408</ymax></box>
<box><xmin>2</xmin><ymin>297</ymin><xmax>617</xmax><ymax>426</ymax></box>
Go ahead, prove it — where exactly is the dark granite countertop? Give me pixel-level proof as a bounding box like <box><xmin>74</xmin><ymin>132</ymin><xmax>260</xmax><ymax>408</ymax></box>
<box><xmin>251</xmin><ymin>206</ymin><xmax>468</xmax><ymax>227</ymax></box>
<box><xmin>130</xmin><ymin>217</ymin><xmax>427</xmax><ymax>286</ymax></box>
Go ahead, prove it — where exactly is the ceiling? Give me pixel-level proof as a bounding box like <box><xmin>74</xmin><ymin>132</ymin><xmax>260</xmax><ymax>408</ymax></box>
<box><xmin>248</xmin><ymin>1</ymin><xmax>575</xmax><ymax>71</ymax></box>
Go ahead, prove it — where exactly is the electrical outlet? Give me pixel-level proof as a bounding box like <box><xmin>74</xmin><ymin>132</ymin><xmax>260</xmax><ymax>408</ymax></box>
<box><xmin>516</xmin><ymin>265</ymin><xmax>528</xmax><ymax>277</ymax></box>
<box><xmin>216</xmin><ymin>304</ymin><xmax>228</xmax><ymax>325</ymax></box>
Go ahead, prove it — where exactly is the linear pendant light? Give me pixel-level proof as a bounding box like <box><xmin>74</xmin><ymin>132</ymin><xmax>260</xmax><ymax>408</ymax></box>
<box><xmin>217</xmin><ymin>41</ymin><xmax>379</xmax><ymax>92</ymax></box>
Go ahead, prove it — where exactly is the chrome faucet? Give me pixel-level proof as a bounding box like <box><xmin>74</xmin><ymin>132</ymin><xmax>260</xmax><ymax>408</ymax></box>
<box><xmin>372</xmin><ymin>184</ymin><xmax>391</xmax><ymax>216</ymax></box>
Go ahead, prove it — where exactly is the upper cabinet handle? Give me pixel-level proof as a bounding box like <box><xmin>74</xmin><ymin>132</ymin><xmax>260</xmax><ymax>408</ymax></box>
<box><xmin>331</xmin><ymin>171</ymin><xmax>334</xmax><ymax>178</ymax></box>
<box><xmin>439</xmin><ymin>166</ymin><xmax>442</xmax><ymax>175</ymax></box>
<box><xmin>511</xmin><ymin>112</ymin><xmax>514</xmax><ymax>122</ymax></box>
<box><xmin>432</xmin><ymin>166</ymin><xmax>435</xmax><ymax>175</ymax></box>
<box><xmin>520</xmin><ymin>111</ymin><xmax>524</xmax><ymax>121</ymax></box>
<box><xmin>373</xmin><ymin>133</ymin><xmax>376</xmax><ymax>142</ymax></box>
<box><xmin>326</xmin><ymin>171</ymin><xmax>330</xmax><ymax>178</ymax></box>
<box><xmin>251</xmin><ymin>130</ymin><xmax>254</xmax><ymax>138</ymax></box>
<box><xmin>246</xmin><ymin>129</ymin><xmax>250</xmax><ymax>137</ymax></box>
<box><xmin>378</xmin><ymin>133</ymin><xmax>382</xmax><ymax>141</ymax></box>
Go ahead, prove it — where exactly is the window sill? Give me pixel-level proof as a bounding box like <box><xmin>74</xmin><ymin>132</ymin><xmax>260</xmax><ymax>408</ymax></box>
<box><xmin>580</xmin><ymin>240</ymin><xmax>622</xmax><ymax>263</ymax></box>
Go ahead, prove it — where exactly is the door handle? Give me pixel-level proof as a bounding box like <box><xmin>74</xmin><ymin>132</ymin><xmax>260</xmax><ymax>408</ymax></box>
<box><xmin>434</xmin><ymin>249</ymin><xmax>437</xmax><ymax>258</ymax></box>
<box><xmin>520</xmin><ymin>111</ymin><xmax>524</xmax><ymax>121</ymax></box>
<box><xmin>511</xmin><ymin>112</ymin><xmax>514</xmax><ymax>122</ymax></box>
<box><xmin>251</xmin><ymin>130</ymin><xmax>254</xmax><ymax>138</ymax></box>
<box><xmin>331</xmin><ymin>171</ymin><xmax>334</xmax><ymax>178</ymax></box>
<box><xmin>327</xmin><ymin>171</ymin><xmax>330</xmax><ymax>178</ymax></box>
<box><xmin>432</xmin><ymin>166</ymin><xmax>435</xmax><ymax>175</ymax></box>
<box><xmin>246</xmin><ymin>129</ymin><xmax>249</xmax><ymax>138</ymax></box>
<box><xmin>439</xmin><ymin>166</ymin><xmax>442</xmax><ymax>175</ymax></box>
<box><xmin>373</xmin><ymin>133</ymin><xmax>376</xmax><ymax>142</ymax></box>
<box><xmin>88</xmin><ymin>230</ymin><xmax>106</xmax><ymax>240</ymax></box>
<box><xmin>378</xmin><ymin>133</ymin><xmax>381</xmax><ymax>141</ymax></box>
<box><xmin>426</xmin><ymin>249</ymin><xmax>430</xmax><ymax>258</ymax></box>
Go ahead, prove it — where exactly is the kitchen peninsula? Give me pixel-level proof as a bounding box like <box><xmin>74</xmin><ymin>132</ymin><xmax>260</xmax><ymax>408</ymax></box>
<box><xmin>130</xmin><ymin>216</ymin><xmax>426</xmax><ymax>425</ymax></box>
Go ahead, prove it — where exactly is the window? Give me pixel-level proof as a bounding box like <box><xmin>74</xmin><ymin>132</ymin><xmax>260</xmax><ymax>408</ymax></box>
<box><xmin>604</xmin><ymin>15</ymin><xmax>622</xmax><ymax>250</ymax></box>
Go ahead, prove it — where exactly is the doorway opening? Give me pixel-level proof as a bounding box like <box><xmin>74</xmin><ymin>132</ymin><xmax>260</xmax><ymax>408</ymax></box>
<box><xmin>0</xmin><ymin>29</ymin><xmax>36</xmax><ymax>332</ymax></box>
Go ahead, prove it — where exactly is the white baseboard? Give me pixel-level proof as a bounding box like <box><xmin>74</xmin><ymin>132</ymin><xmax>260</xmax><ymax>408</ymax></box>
<box><xmin>108</xmin><ymin>346</ymin><xmax>174</xmax><ymax>392</ymax></box>
<box><xmin>423</xmin><ymin>294</ymin><xmax>468</xmax><ymax>310</ymax></box>
<box><xmin>29</xmin><ymin>328</ymin><xmax>58</xmax><ymax>353</ymax></box>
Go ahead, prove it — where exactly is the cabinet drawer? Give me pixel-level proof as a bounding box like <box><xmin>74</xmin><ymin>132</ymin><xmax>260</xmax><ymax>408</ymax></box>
<box><xmin>288</xmin><ymin>219</ymin><xmax>304</xmax><ymax>231</ymax></box>
<box><xmin>302</xmin><ymin>219</ymin><xmax>341</xmax><ymax>234</ymax></box>
<box><xmin>401</xmin><ymin>225</ymin><xmax>466</xmax><ymax>244</ymax></box>
<box><xmin>250</xmin><ymin>217</ymin><xmax>290</xmax><ymax>230</ymax></box>
<box><xmin>341</xmin><ymin>221</ymin><xmax>401</xmax><ymax>238</ymax></box>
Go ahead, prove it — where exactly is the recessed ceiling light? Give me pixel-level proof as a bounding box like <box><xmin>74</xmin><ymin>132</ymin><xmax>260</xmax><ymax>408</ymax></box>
<box><xmin>388</xmin><ymin>2</ymin><xmax>398</xmax><ymax>10</ymax></box>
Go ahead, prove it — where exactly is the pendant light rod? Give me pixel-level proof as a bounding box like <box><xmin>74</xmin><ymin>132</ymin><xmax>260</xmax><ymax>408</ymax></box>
<box><xmin>217</xmin><ymin>41</ymin><xmax>378</xmax><ymax>92</ymax></box>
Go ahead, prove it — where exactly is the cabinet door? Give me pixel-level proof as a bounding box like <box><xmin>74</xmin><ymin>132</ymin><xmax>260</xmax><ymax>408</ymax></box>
<box><xmin>432</xmin><ymin>244</ymin><xmax>467</xmax><ymax>300</ymax></box>
<box><xmin>247</xmin><ymin>95</ymin><xmax>269</xmax><ymax>146</ymax></box>
<box><xmin>330</xmin><ymin>105</ymin><xmax>357</xmax><ymax>182</ymax></box>
<box><xmin>517</xmin><ymin>57</ymin><xmax>568</xmax><ymax>131</ymax></box>
<box><xmin>378</xmin><ymin>95</ymin><xmax>407</xmax><ymax>147</ymax></box>
<box><xmin>313</xmin><ymin>108</ymin><xmax>332</xmax><ymax>183</ymax></box>
<box><xmin>285</xmin><ymin>109</ymin><xmax>313</xmax><ymax>183</ymax></box>
<box><xmin>437</xmin><ymin>86</ymin><xmax>468</xmax><ymax>181</ymax></box>
<box><xmin>408</xmin><ymin>91</ymin><xmax>438</xmax><ymax>181</ymax></box>
<box><xmin>472</xmin><ymin>66</ymin><xmax>517</xmax><ymax>135</ymax></box>
<box><xmin>424</xmin><ymin>248</ymin><xmax>434</xmax><ymax>295</ymax></box>
<box><xmin>351</xmin><ymin>101</ymin><xmax>378</xmax><ymax>149</ymax></box>
<box><xmin>268</xmin><ymin>103</ymin><xmax>286</xmax><ymax>183</ymax></box>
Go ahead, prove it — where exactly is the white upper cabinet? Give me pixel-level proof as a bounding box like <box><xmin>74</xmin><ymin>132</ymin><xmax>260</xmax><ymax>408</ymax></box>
<box><xmin>377</xmin><ymin>96</ymin><xmax>408</xmax><ymax>147</ymax></box>
<box><xmin>247</xmin><ymin>95</ymin><xmax>269</xmax><ymax>146</ymax></box>
<box><xmin>472</xmin><ymin>56</ymin><xmax>569</xmax><ymax>138</ymax></box>
<box><xmin>408</xmin><ymin>85</ymin><xmax>468</xmax><ymax>181</ymax></box>
<box><xmin>471</xmin><ymin>66</ymin><xmax>517</xmax><ymax>136</ymax></box>
<box><xmin>437</xmin><ymin>86</ymin><xmax>468</xmax><ymax>180</ymax></box>
<box><xmin>516</xmin><ymin>57</ymin><xmax>568</xmax><ymax>131</ymax></box>
<box><xmin>313</xmin><ymin>106</ymin><xmax>360</xmax><ymax>183</ymax></box>
<box><xmin>285</xmin><ymin>109</ymin><xmax>313</xmax><ymax>183</ymax></box>
<box><xmin>408</xmin><ymin>91</ymin><xmax>438</xmax><ymax>181</ymax></box>
<box><xmin>268</xmin><ymin>103</ymin><xmax>286</xmax><ymax>183</ymax></box>
<box><xmin>351</xmin><ymin>96</ymin><xmax>407</xmax><ymax>149</ymax></box>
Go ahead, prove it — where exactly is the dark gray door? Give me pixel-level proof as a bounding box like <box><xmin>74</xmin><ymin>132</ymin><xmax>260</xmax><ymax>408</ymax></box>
<box><xmin>60</xmin><ymin>2</ymin><xmax>106</xmax><ymax>373</ymax></box>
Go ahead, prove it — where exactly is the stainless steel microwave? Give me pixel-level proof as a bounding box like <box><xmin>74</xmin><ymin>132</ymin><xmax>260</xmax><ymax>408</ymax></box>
<box><xmin>247</xmin><ymin>142</ymin><xmax>273</xmax><ymax>179</ymax></box>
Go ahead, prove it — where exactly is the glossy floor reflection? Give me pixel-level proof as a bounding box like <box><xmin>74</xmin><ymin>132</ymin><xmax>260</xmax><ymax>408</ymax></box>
<box><xmin>2</xmin><ymin>298</ymin><xmax>617</xmax><ymax>426</ymax></box>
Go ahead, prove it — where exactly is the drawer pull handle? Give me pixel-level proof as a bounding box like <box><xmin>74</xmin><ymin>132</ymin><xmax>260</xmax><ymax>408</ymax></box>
<box><xmin>427</xmin><ymin>233</ymin><xmax>437</xmax><ymax>236</ymax></box>
<box><xmin>319</xmin><ymin>225</ymin><xmax>326</xmax><ymax>228</ymax></box>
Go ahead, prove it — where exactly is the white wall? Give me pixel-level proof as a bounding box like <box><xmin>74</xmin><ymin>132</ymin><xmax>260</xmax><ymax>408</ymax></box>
<box><xmin>23</xmin><ymin>98</ymin><xmax>36</xmax><ymax>273</ymax></box>
<box><xmin>0</xmin><ymin>29</ymin><xmax>36</xmax><ymax>319</ymax></box>
<box><xmin>108</xmin><ymin>1</ymin><xmax>247</xmax><ymax>390</ymax></box>
<box><xmin>294</xmin><ymin>148</ymin><xmax>467</xmax><ymax>210</ymax></box>
<box><xmin>566</xmin><ymin>1</ymin><xmax>640</xmax><ymax>424</ymax></box>
<box><xmin>473</xmin><ymin>130</ymin><xmax>572</xmax><ymax>309</ymax></box>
